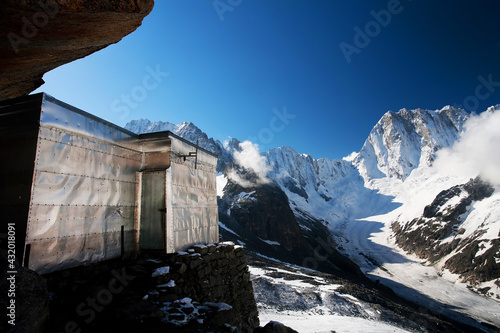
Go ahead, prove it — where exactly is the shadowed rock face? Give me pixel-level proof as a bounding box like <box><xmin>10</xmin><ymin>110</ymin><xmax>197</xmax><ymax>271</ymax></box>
<box><xmin>0</xmin><ymin>0</ymin><xmax>154</xmax><ymax>100</ymax></box>
<box><xmin>223</xmin><ymin>180</ymin><xmax>307</xmax><ymax>252</ymax></box>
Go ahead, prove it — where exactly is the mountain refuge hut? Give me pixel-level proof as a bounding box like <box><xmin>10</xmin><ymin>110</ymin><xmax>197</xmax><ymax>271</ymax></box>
<box><xmin>0</xmin><ymin>93</ymin><xmax>219</xmax><ymax>274</ymax></box>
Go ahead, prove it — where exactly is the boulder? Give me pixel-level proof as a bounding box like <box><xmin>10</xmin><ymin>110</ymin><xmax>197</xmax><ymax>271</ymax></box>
<box><xmin>254</xmin><ymin>321</ymin><xmax>299</xmax><ymax>333</ymax></box>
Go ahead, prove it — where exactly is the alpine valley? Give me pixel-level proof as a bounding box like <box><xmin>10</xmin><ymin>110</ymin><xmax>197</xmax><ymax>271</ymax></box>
<box><xmin>125</xmin><ymin>105</ymin><xmax>500</xmax><ymax>332</ymax></box>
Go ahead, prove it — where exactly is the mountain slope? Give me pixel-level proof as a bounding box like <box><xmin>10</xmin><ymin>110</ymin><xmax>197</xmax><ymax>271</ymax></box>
<box><xmin>389</xmin><ymin>174</ymin><xmax>500</xmax><ymax>298</ymax></box>
<box><xmin>392</xmin><ymin>177</ymin><xmax>495</xmax><ymax>262</ymax></box>
<box><xmin>266</xmin><ymin>145</ymin><xmax>399</xmax><ymax>227</ymax></box>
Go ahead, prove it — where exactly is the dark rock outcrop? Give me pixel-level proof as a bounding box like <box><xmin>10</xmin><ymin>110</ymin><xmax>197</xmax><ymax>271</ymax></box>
<box><xmin>254</xmin><ymin>321</ymin><xmax>299</xmax><ymax>333</ymax></box>
<box><xmin>0</xmin><ymin>0</ymin><xmax>154</xmax><ymax>100</ymax></box>
<box><xmin>222</xmin><ymin>180</ymin><xmax>308</xmax><ymax>252</ymax></box>
<box><xmin>423</xmin><ymin>177</ymin><xmax>495</xmax><ymax>220</ymax></box>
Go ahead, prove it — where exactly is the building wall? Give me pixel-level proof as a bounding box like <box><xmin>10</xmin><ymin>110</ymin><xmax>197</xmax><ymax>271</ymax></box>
<box><xmin>25</xmin><ymin>96</ymin><xmax>142</xmax><ymax>274</ymax></box>
<box><xmin>166</xmin><ymin>138</ymin><xmax>219</xmax><ymax>253</ymax></box>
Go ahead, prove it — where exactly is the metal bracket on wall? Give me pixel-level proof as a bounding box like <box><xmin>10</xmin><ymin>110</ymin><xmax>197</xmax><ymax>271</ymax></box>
<box><xmin>178</xmin><ymin>139</ymin><xmax>199</xmax><ymax>169</ymax></box>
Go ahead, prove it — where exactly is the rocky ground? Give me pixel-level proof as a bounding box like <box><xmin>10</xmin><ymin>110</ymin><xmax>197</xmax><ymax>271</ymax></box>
<box><xmin>1</xmin><ymin>242</ymin><xmax>495</xmax><ymax>332</ymax></box>
<box><xmin>247</xmin><ymin>252</ymin><xmax>496</xmax><ymax>333</ymax></box>
<box><xmin>2</xmin><ymin>244</ymin><xmax>292</xmax><ymax>333</ymax></box>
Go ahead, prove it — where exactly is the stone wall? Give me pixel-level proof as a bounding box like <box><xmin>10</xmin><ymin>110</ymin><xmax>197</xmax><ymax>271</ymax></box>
<box><xmin>148</xmin><ymin>242</ymin><xmax>260</xmax><ymax>332</ymax></box>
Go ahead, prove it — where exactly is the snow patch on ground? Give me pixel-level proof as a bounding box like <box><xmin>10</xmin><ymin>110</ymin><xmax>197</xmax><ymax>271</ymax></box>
<box><xmin>250</xmin><ymin>266</ymin><xmax>339</xmax><ymax>291</ymax></box>
<box><xmin>203</xmin><ymin>302</ymin><xmax>233</xmax><ymax>312</ymax></box>
<box><xmin>259</xmin><ymin>238</ymin><xmax>281</xmax><ymax>246</ymax></box>
<box><xmin>219</xmin><ymin>221</ymin><xmax>241</xmax><ymax>238</ymax></box>
<box><xmin>236</xmin><ymin>191</ymin><xmax>257</xmax><ymax>201</ymax></box>
<box><xmin>258</xmin><ymin>311</ymin><xmax>412</xmax><ymax>333</ymax></box>
<box><xmin>152</xmin><ymin>266</ymin><xmax>170</xmax><ymax>277</ymax></box>
<box><xmin>157</xmin><ymin>280</ymin><xmax>176</xmax><ymax>288</ymax></box>
<box><xmin>253</xmin><ymin>252</ymin><xmax>320</xmax><ymax>273</ymax></box>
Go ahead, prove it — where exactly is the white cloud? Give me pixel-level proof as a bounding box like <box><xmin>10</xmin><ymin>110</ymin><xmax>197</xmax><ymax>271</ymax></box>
<box><xmin>226</xmin><ymin>169</ymin><xmax>257</xmax><ymax>188</ymax></box>
<box><xmin>434</xmin><ymin>107</ymin><xmax>500</xmax><ymax>186</ymax></box>
<box><xmin>228</xmin><ymin>140</ymin><xmax>272</xmax><ymax>187</ymax></box>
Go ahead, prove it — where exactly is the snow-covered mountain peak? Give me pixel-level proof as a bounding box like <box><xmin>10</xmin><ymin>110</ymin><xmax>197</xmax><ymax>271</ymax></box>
<box><xmin>124</xmin><ymin>105</ymin><xmax>471</xmax><ymax>188</ymax></box>
<box><xmin>175</xmin><ymin>121</ymin><xmax>202</xmax><ymax>137</ymax></box>
<box><xmin>353</xmin><ymin>106</ymin><xmax>469</xmax><ymax>182</ymax></box>
<box><xmin>125</xmin><ymin>119</ymin><xmax>207</xmax><ymax>137</ymax></box>
<box><xmin>124</xmin><ymin>118</ymin><xmax>179</xmax><ymax>134</ymax></box>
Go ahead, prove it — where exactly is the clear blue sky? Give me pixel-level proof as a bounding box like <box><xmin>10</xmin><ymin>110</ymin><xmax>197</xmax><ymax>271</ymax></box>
<box><xmin>34</xmin><ymin>0</ymin><xmax>500</xmax><ymax>160</ymax></box>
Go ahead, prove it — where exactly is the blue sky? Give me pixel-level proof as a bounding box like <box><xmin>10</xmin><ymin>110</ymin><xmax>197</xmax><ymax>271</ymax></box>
<box><xmin>34</xmin><ymin>1</ymin><xmax>500</xmax><ymax>160</ymax></box>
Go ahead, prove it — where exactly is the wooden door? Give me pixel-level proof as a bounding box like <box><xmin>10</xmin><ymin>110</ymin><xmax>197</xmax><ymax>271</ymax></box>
<box><xmin>139</xmin><ymin>171</ymin><xmax>166</xmax><ymax>250</ymax></box>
